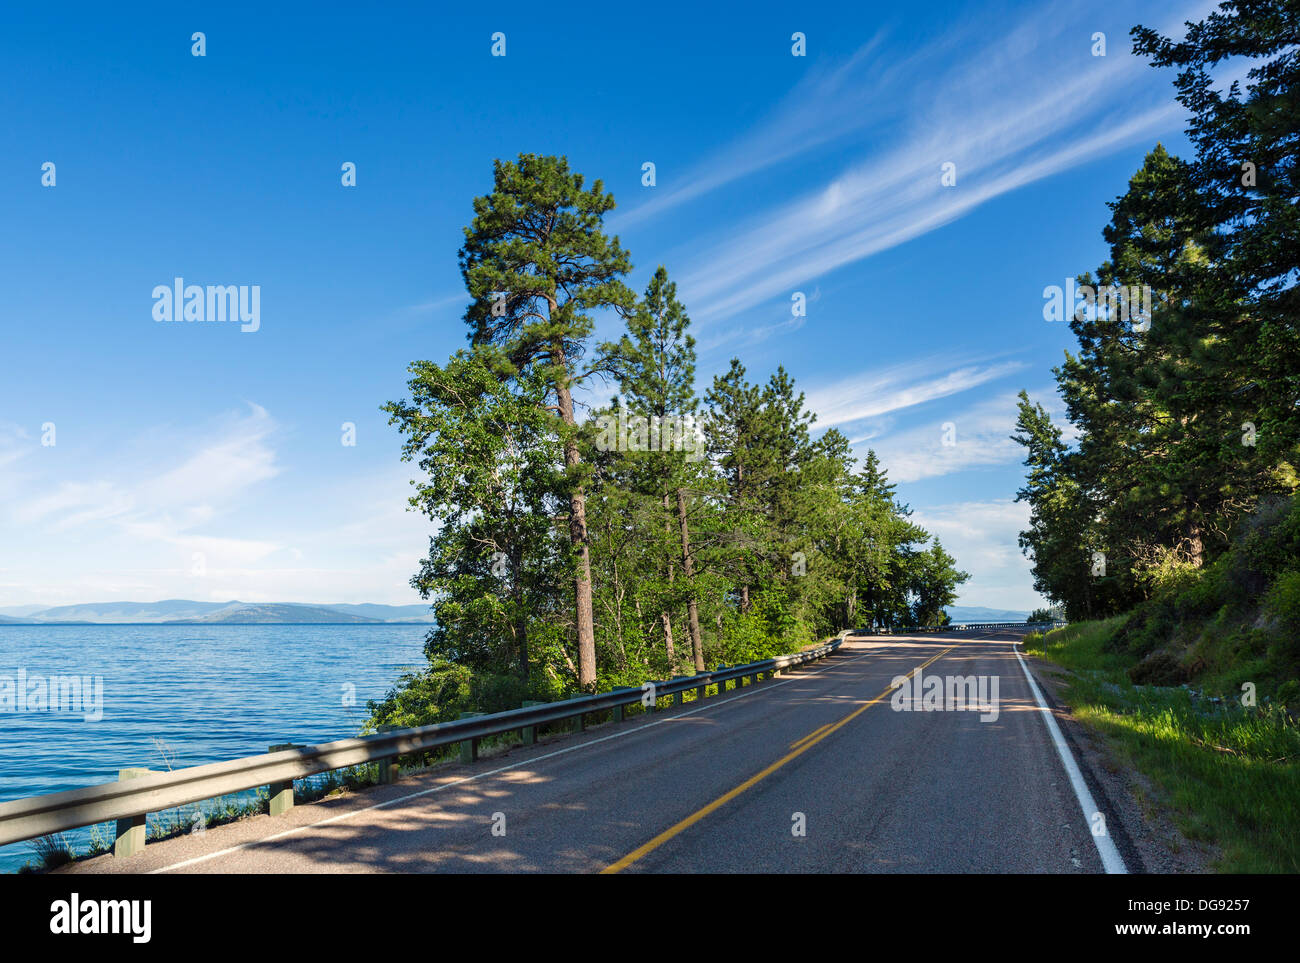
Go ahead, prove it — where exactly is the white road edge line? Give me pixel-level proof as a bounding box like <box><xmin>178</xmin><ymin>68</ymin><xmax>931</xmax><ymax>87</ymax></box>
<box><xmin>148</xmin><ymin>635</ymin><xmax>909</xmax><ymax>874</ymax></box>
<box><xmin>1013</xmin><ymin>641</ymin><xmax>1128</xmax><ymax>874</ymax></box>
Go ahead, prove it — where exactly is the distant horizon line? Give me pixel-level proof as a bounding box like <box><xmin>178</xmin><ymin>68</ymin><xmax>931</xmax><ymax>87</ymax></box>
<box><xmin>0</xmin><ymin>599</ymin><xmax>1030</xmax><ymax>622</ymax></box>
<box><xmin>0</xmin><ymin>598</ymin><xmax>431</xmax><ymax>609</ymax></box>
<box><xmin>0</xmin><ymin>620</ymin><xmax>434</xmax><ymax>626</ymax></box>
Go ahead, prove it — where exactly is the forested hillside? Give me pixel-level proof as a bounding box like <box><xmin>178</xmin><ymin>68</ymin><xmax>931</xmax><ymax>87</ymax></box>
<box><xmin>1013</xmin><ymin>1</ymin><xmax>1299</xmax><ymax>700</ymax></box>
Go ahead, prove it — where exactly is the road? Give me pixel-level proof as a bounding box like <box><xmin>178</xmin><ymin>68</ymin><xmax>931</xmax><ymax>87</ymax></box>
<box><xmin>60</xmin><ymin>630</ymin><xmax>1124</xmax><ymax>874</ymax></box>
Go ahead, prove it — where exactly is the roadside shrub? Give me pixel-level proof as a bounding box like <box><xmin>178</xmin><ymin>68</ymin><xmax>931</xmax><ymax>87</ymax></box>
<box><xmin>714</xmin><ymin>608</ymin><xmax>776</xmax><ymax>665</ymax></box>
<box><xmin>29</xmin><ymin>834</ymin><xmax>74</xmax><ymax>870</ymax></box>
<box><xmin>1171</xmin><ymin>556</ymin><xmax>1227</xmax><ymax>618</ymax></box>
<box><xmin>365</xmin><ymin>659</ymin><xmax>477</xmax><ymax>729</ymax></box>
<box><xmin>1264</xmin><ymin>570</ymin><xmax>1300</xmax><ymax>628</ymax></box>
<box><xmin>1129</xmin><ymin>650</ymin><xmax>1190</xmax><ymax>686</ymax></box>
<box><xmin>1135</xmin><ymin>549</ymin><xmax>1202</xmax><ymax>598</ymax></box>
<box><xmin>1114</xmin><ymin>603</ymin><xmax>1175</xmax><ymax>659</ymax></box>
<box><xmin>1240</xmin><ymin>496</ymin><xmax>1300</xmax><ymax>577</ymax></box>
<box><xmin>469</xmin><ymin>671</ymin><xmax>533</xmax><ymax>713</ymax></box>
<box><xmin>1277</xmin><ymin>680</ymin><xmax>1300</xmax><ymax>712</ymax></box>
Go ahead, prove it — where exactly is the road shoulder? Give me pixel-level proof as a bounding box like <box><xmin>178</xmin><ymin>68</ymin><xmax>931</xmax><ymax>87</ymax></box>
<box><xmin>1021</xmin><ymin>651</ymin><xmax>1219</xmax><ymax>874</ymax></box>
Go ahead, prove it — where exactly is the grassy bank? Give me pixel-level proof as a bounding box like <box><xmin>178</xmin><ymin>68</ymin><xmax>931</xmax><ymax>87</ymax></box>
<box><xmin>1023</xmin><ymin>620</ymin><xmax>1300</xmax><ymax>872</ymax></box>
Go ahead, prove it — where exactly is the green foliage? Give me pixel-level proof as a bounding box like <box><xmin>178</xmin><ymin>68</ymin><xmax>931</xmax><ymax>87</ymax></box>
<box><xmin>459</xmin><ymin>153</ymin><xmax>636</xmax><ymax>375</ymax></box>
<box><xmin>1011</xmin><ymin>389</ymin><xmax>1118</xmax><ymax>620</ymax></box>
<box><xmin>1014</xmin><ymin>3</ymin><xmax>1300</xmax><ymax>621</ymax></box>
<box><xmin>385</xmin><ymin>352</ymin><xmax>566</xmax><ymax>681</ymax></box>
<box><xmin>29</xmin><ymin>834</ymin><xmax>74</xmax><ymax>870</ymax></box>
<box><xmin>1032</xmin><ymin>617</ymin><xmax>1131</xmax><ymax>673</ymax></box>
<box><xmin>452</xmin><ymin>153</ymin><xmax>638</xmax><ymax>689</ymax></box>
<box><xmin>908</xmin><ymin>539</ymin><xmax>968</xmax><ymax>626</ymax></box>
<box><xmin>1133</xmin><ymin>4</ymin><xmax>1300</xmax><ymax>470</ymax></box>
<box><xmin>1026</xmin><ymin>616</ymin><xmax>1300</xmax><ymax>872</ymax></box>
<box><xmin>365</xmin><ymin>658</ymin><xmax>559</xmax><ymax>730</ymax></box>
<box><xmin>376</xmin><ymin>152</ymin><xmax>972</xmax><ymax>724</ymax></box>
<box><xmin>1264</xmin><ymin>570</ymin><xmax>1300</xmax><ymax>628</ymax></box>
<box><xmin>1085</xmin><ymin>496</ymin><xmax>1300</xmax><ymax>698</ymax></box>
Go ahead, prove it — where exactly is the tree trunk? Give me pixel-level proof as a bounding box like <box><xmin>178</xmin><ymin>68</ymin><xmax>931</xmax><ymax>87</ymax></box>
<box><xmin>513</xmin><ymin>553</ymin><xmax>528</xmax><ymax>680</ymax></box>
<box><xmin>660</xmin><ymin>492</ymin><xmax>675</xmax><ymax>665</ymax></box>
<box><xmin>677</xmin><ymin>487</ymin><xmax>705</xmax><ymax>672</ymax></box>
<box><xmin>553</xmin><ymin>352</ymin><xmax>597</xmax><ymax>690</ymax></box>
<box><xmin>1187</xmin><ymin>521</ymin><xmax>1204</xmax><ymax>568</ymax></box>
<box><xmin>736</xmin><ymin>462</ymin><xmax>750</xmax><ymax>616</ymax></box>
<box><xmin>611</xmin><ymin>555</ymin><xmax>628</xmax><ymax>670</ymax></box>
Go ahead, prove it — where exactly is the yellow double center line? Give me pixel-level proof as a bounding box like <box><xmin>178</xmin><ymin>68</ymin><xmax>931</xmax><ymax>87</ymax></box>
<box><xmin>789</xmin><ymin>723</ymin><xmax>833</xmax><ymax>750</ymax></box>
<box><xmin>600</xmin><ymin>644</ymin><xmax>956</xmax><ymax>873</ymax></box>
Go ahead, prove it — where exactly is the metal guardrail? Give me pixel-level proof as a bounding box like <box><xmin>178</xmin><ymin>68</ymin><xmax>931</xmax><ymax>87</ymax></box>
<box><xmin>861</xmin><ymin>620</ymin><xmax>1067</xmax><ymax>635</ymax></box>
<box><xmin>0</xmin><ymin>632</ymin><xmax>848</xmax><ymax>853</ymax></box>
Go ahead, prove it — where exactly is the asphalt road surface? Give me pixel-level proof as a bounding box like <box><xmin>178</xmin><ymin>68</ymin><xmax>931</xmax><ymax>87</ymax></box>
<box><xmin>61</xmin><ymin>630</ymin><xmax>1123</xmax><ymax>874</ymax></box>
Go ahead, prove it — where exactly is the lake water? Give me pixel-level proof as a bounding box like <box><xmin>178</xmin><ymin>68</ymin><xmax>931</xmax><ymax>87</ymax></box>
<box><xmin>0</xmin><ymin>624</ymin><xmax>429</xmax><ymax>873</ymax></box>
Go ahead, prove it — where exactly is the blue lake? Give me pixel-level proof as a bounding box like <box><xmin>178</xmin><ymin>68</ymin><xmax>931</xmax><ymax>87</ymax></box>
<box><xmin>0</xmin><ymin>623</ymin><xmax>429</xmax><ymax>873</ymax></box>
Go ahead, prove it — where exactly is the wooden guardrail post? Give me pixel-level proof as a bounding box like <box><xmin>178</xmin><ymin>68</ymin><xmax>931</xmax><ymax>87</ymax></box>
<box><xmin>520</xmin><ymin>701</ymin><xmax>545</xmax><ymax>745</ymax></box>
<box><xmin>458</xmin><ymin>712</ymin><xmax>484</xmax><ymax>762</ymax></box>
<box><xmin>377</xmin><ymin>725</ymin><xmax>399</xmax><ymax>784</ymax></box>
<box><xmin>714</xmin><ymin>665</ymin><xmax>728</xmax><ymax>693</ymax></box>
<box><xmin>267</xmin><ymin>744</ymin><xmax>300</xmax><ymax>816</ymax></box>
<box><xmin>113</xmin><ymin>768</ymin><xmax>151</xmax><ymax>857</ymax></box>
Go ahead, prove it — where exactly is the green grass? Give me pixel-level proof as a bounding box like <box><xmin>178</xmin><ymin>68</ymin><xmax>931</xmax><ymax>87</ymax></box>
<box><xmin>1024</xmin><ymin>619</ymin><xmax>1300</xmax><ymax>873</ymax></box>
<box><xmin>22</xmin><ymin>833</ymin><xmax>75</xmax><ymax>872</ymax></box>
<box><xmin>1021</xmin><ymin>617</ymin><xmax>1128</xmax><ymax>672</ymax></box>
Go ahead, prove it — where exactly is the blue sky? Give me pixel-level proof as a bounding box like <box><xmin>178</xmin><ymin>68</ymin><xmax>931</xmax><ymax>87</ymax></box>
<box><xmin>0</xmin><ymin>0</ymin><xmax>1212</xmax><ymax>609</ymax></box>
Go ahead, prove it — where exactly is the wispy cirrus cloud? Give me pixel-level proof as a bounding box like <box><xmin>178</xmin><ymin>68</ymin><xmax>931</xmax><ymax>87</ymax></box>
<box><xmin>614</xmin><ymin>27</ymin><xmax>930</xmax><ymax>229</ymax></box>
<box><xmin>856</xmin><ymin>383</ymin><xmax>1073</xmax><ymax>484</ymax></box>
<box><xmin>0</xmin><ymin>403</ymin><xmax>437</xmax><ymax>607</ymax></box>
<box><xmin>135</xmin><ymin>403</ymin><xmax>279</xmax><ymax>510</ymax></box>
<box><xmin>682</xmin><ymin>98</ymin><xmax>1178</xmax><ymax>327</ymax></box>
<box><xmin>0</xmin><ymin>424</ymin><xmax>33</xmax><ymax>477</ymax></box>
<box><xmin>636</xmin><ymin>2</ymin><xmax>1208</xmax><ymax>335</ymax></box>
<box><xmin>16</xmin><ymin>480</ymin><xmax>134</xmax><ymax>529</ymax></box>
<box><xmin>5</xmin><ymin>403</ymin><xmax>282</xmax><ymax>562</ymax></box>
<box><xmin>804</xmin><ymin>357</ymin><xmax>1026</xmax><ymax>431</ymax></box>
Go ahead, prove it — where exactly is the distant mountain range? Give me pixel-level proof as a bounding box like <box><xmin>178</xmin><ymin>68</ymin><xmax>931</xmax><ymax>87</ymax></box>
<box><xmin>944</xmin><ymin>605</ymin><xmax>1031</xmax><ymax>623</ymax></box>
<box><xmin>0</xmin><ymin>600</ymin><xmax>435</xmax><ymax>624</ymax></box>
<box><xmin>0</xmin><ymin>599</ymin><xmax>1029</xmax><ymax>626</ymax></box>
